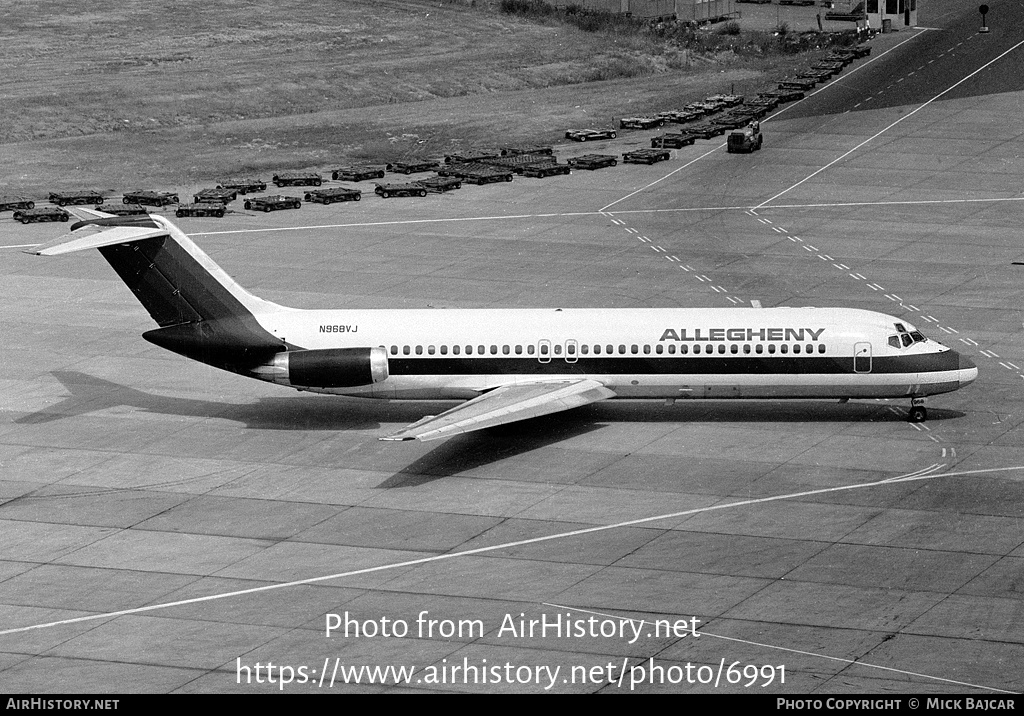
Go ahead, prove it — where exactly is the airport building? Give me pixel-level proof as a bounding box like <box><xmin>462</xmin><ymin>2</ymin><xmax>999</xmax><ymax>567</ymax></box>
<box><xmin>866</xmin><ymin>0</ymin><xmax>918</xmax><ymax>30</ymax></box>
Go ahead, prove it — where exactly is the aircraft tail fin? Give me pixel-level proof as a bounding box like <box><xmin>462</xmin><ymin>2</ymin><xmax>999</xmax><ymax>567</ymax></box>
<box><xmin>30</xmin><ymin>213</ymin><xmax>287</xmax><ymax>369</ymax></box>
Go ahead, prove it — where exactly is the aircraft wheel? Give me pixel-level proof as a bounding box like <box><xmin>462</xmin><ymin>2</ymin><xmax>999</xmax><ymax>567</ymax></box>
<box><xmin>26</xmin><ymin>201</ymin><xmax>34</xmax><ymax>209</ymax></box>
<box><xmin>908</xmin><ymin>406</ymin><xmax>927</xmax><ymax>423</ymax></box>
<box><xmin>354</xmin><ymin>194</ymin><xmax>361</xmax><ymax>201</ymax></box>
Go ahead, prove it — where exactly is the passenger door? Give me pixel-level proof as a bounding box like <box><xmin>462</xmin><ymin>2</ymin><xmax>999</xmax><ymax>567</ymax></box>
<box><xmin>854</xmin><ymin>342</ymin><xmax>872</xmax><ymax>373</ymax></box>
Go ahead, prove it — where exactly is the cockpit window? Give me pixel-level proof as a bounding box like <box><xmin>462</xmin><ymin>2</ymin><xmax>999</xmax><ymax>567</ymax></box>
<box><xmin>890</xmin><ymin>328</ymin><xmax>928</xmax><ymax>349</ymax></box>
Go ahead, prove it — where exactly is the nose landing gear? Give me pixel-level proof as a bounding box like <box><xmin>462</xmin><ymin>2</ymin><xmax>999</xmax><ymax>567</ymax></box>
<box><xmin>908</xmin><ymin>397</ymin><xmax>927</xmax><ymax>423</ymax></box>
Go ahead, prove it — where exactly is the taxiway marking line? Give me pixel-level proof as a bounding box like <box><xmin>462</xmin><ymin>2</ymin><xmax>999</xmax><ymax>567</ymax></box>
<box><xmin>4</xmin><ymin>464</ymin><xmax>1024</xmax><ymax>638</ymax></box>
<box><xmin>755</xmin><ymin>37</ymin><xmax>1024</xmax><ymax>209</ymax></box>
<box><xmin>542</xmin><ymin>604</ymin><xmax>1015</xmax><ymax>695</ymax></box>
<box><xmin>764</xmin><ymin>29</ymin><xmax>927</xmax><ymax>123</ymax></box>
<box><xmin>182</xmin><ymin>196</ymin><xmax>1024</xmax><ymax>238</ymax></box>
<box><xmin>600</xmin><ymin>146</ymin><xmax>723</xmax><ymax>212</ymax></box>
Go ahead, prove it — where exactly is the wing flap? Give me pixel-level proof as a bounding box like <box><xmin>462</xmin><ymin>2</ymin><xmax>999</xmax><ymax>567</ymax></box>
<box><xmin>381</xmin><ymin>379</ymin><xmax>615</xmax><ymax>442</ymax></box>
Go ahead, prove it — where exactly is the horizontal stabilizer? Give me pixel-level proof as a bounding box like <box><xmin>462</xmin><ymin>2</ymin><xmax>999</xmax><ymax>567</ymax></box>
<box><xmin>26</xmin><ymin>224</ymin><xmax>169</xmax><ymax>256</ymax></box>
<box><xmin>381</xmin><ymin>379</ymin><xmax>615</xmax><ymax>442</ymax></box>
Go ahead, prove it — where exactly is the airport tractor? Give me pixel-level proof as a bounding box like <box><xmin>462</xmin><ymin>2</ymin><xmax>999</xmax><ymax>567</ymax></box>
<box><xmin>727</xmin><ymin>122</ymin><xmax>763</xmax><ymax>154</ymax></box>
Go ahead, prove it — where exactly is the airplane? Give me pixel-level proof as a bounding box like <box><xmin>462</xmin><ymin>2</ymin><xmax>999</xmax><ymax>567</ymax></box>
<box><xmin>28</xmin><ymin>209</ymin><xmax>977</xmax><ymax>441</ymax></box>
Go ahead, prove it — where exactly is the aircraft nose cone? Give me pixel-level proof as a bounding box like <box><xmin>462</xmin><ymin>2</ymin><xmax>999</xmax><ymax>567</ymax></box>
<box><xmin>958</xmin><ymin>353</ymin><xmax>978</xmax><ymax>386</ymax></box>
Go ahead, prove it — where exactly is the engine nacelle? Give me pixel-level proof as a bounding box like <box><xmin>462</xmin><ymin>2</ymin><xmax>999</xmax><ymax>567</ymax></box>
<box><xmin>253</xmin><ymin>347</ymin><xmax>389</xmax><ymax>388</ymax></box>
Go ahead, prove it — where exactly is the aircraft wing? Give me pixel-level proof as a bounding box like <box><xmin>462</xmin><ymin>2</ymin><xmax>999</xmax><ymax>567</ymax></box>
<box><xmin>66</xmin><ymin>206</ymin><xmax>117</xmax><ymax>221</ymax></box>
<box><xmin>381</xmin><ymin>379</ymin><xmax>616</xmax><ymax>442</ymax></box>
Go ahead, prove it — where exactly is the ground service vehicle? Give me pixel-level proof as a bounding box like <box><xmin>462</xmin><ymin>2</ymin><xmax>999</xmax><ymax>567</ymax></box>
<box><xmin>415</xmin><ymin>176</ymin><xmax>462</xmax><ymax>193</ymax></box>
<box><xmin>272</xmin><ymin>172</ymin><xmax>322</xmax><ymax>187</ymax></box>
<box><xmin>330</xmin><ymin>166</ymin><xmax>386</xmax><ymax>181</ymax></box>
<box><xmin>217</xmin><ymin>179</ymin><xmax>267</xmax><ymax>194</ymax></box>
<box><xmin>194</xmin><ymin>188</ymin><xmax>237</xmax><ymax>204</ymax></box>
<box><xmin>746</xmin><ymin>95</ymin><xmax>781</xmax><ymax>110</ymax></box>
<box><xmin>760</xmin><ymin>89</ymin><xmax>805</xmax><ymax>103</ymax></box>
<box><xmin>651</xmin><ymin>133</ymin><xmax>696</xmax><ymax>149</ymax></box>
<box><xmin>0</xmin><ymin>196</ymin><xmax>35</xmax><ymax>211</ymax></box>
<box><xmin>461</xmin><ymin>170</ymin><xmax>513</xmax><ymax>185</ymax></box>
<box><xmin>779</xmin><ymin>78</ymin><xmax>818</xmax><ymax>91</ymax></box>
<box><xmin>175</xmin><ymin>203</ymin><xmax>226</xmax><ymax>218</ymax></box>
<box><xmin>706</xmin><ymin>94</ymin><xmax>744</xmax><ymax>107</ymax></box>
<box><xmin>14</xmin><ymin>207</ymin><xmax>69</xmax><ymax>223</ymax></box>
<box><xmin>566</xmin><ymin>155</ymin><xmax>617</xmax><ymax>170</ymax></box>
<box><xmin>48</xmin><ymin>191</ymin><xmax>104</xmax><ymax>206</ymax></box>
<box><xmin>623</xmin><ymin>149</ymin><xmax>671</xmax><ymax>165</ymax></box>
<box><xmin>122</xmin><ymin>190</ymin><xmax>179</xmax><ymax>206</ymax></box>
<box><xmin>500</xmin><ymin>145</ymin><xmax>553</xmax><ymax>157</ymax></box>
<box><xmin>521</xmin><ymin>162</ymin><xmax>571</xmax><ymax>178</ymax></box>
<box><xmin>658</xmin><ymin>110</ymin><xmax>701</xmax><ymax>124</ymax></box>
<box><xmin>565</xmin><ymin>129</ymin><xmax>617</xmax><ymax>142</ymax></box>
<box><xmin>243</xmin><ymin>195</ymin><xmax>302</xmax><ymax>211</ymax></box>
<box><xmin>304</xmin><ymin>188</ymin><xmax>361</xmax><ymax>204</ymax></box>
<box><xmin>619</xmin><ymin>117</ymin><xmax>664</xmax><ymax>130</ymax></box>
<box><xmin>387</xmin><ymin>161</ymin><xmax>442</xmax><ymax>175</ymax></box>
<box><xmin>96</xmin><ymin>204</ymin><xmax>147</xmax><ymax>216</ymax></box>
<box><xmin>711</xmin><ymin>115</ymin><xmax>751</xmax><ymax>131</ymax></box>
<box><xmin>444</xmin><ymin>150</ymin><xmax>501</xmax><ymax>164</ymax></box>
<box><xmin>727</xmin><ymin>123</ymin><xmax>764</xmax><ymax>154</ymax></box>
<box><xmin>480</xmin><ymin>153</ymin><xmax>554</xmax><ymax>174</ymax></box>
<box><xmin>687</xmin><ymin>124</ymin><xmax>726</xmax><ymax>140</ymax></box>
<box><xmin>438</xmin><ymin>163</ymin><xmax>514</xmax><ymax>183</ymax></box>
<box><xmin>375</xmin><ymin>183</ymin><xmax>428</xmax><ymax>198</ymax></box>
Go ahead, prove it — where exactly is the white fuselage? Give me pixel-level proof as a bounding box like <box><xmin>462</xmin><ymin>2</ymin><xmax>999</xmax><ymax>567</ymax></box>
<box><xmin>250</xmin><ymin>305</ymin><xmax>977</xmax><ymax>401</ymax></box>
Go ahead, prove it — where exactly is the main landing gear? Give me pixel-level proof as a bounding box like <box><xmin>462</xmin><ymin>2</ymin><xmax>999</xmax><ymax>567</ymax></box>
<box><xmin>908</xmin><ymin>397</ymin><xmax>927</xmax><ymax>423</ymax></box>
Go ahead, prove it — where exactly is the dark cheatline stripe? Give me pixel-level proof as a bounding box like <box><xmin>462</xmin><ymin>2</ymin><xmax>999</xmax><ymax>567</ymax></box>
<box><xmin>386</xmin><ymin>352</ymin><xmax>959</xmax><ymax>376</ymax></box>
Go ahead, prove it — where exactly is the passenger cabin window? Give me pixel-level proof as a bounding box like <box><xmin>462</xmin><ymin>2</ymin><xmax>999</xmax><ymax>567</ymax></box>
<box><xmin>391</xmin><ymin>345</ymin><xmax>399</xmax><ymax>355</ymax></box>
<box><xmin>818</xmin><ymin>344</ymin><xmax>826</xmax><ymax>354</ymax></box>
<box><xmin>453</xmin><ymin>345</ymin><xmax>461</xmax><ymax>355</ymax></box>
<box><xmin>440</xmin><ymin>345</ymin><xmax>448</xmax><ymax>355</ymax></box>
<box><xmin>669</xmin><ymin>345</ymin><xmax>677</xmax><ymax>354</ymax></box>
<box><xmin>403</xmin><ymin>346</ymin><xmax>411</xmax><ymax>355</ymax></box>
<box><xmin>502</xmin><ymin>345</ymin><xmax>510</xmax><ymax>355</ymax></box>
<box><xmin>515</xmin><ymin>345</ymin><xmax>523</xmax><ymax>355</ymax></box>
<box><xmin>416</xmin><ymin>346</ymin><xmax>423</xmax><ymax>355</ymax></box>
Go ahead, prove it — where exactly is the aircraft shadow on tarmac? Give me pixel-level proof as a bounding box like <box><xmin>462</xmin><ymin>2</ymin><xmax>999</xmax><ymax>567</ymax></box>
<box><xmin>19</xmin><ymin>371</ymin><xmax>965</xmax><ymax>432</ymax></box>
